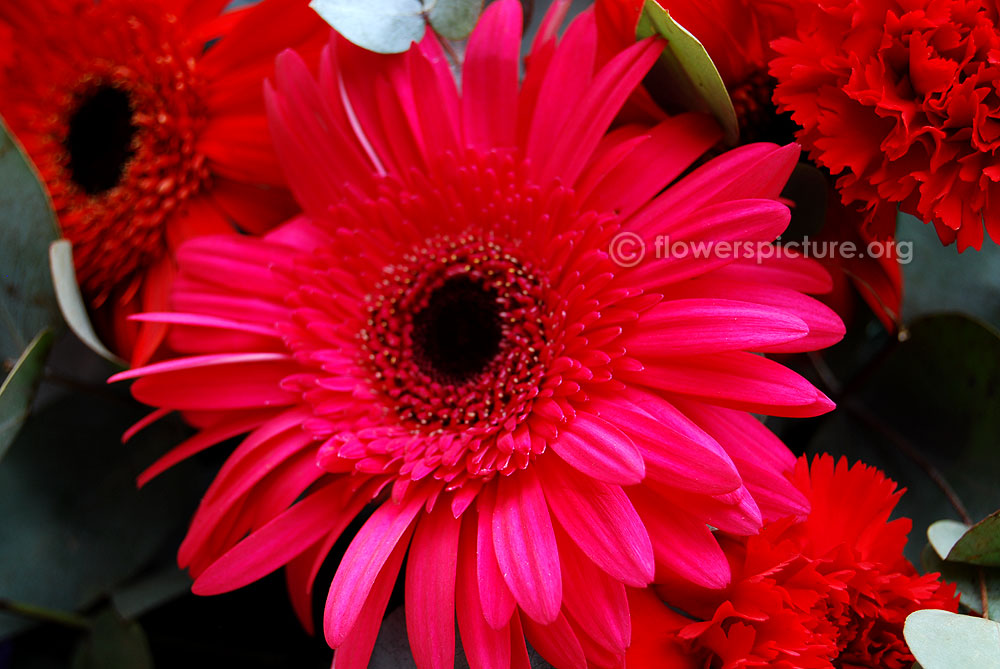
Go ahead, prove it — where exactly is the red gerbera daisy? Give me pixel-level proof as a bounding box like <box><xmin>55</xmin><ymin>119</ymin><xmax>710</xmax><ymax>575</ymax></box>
<box><xmin>0</xmin><ymin>0</ymin><xmax>325</xmax><ymax>363</ymax></box>
<box><xmin>628</xmin><ymin>455</ymin><xmax>960</xmax><ymax>669</ymax></box>
<box><xmin>772</xmin><ymin>0</ymin><xmax>1000</xmax><ymax>251</ymax></box>
<box><xmin>112</xmin><ymin>2</ymin><xmax>844</xmax><ymax>667</ymax></box>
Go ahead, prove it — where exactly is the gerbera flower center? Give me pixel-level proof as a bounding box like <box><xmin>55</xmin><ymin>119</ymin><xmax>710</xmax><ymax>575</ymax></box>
<box><xmin>65</xmin><ymin>84</ymin><xmax>137</xmax><ymax>195</ymax></box>
<box><xmin>411</xmin><ymin>275</ymin><xmax>504</xmax><ymax>382</ymax></box>
<box><xmin>362</xmin><ymin>235</ymin><xmax>550</xmax><ymax>434</ymax></box>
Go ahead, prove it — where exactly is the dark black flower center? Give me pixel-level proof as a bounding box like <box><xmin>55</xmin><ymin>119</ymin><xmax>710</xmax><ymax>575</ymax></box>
<box><xmin>411</xmin><ymin>275</ymin><xmax>503</xmax><ymax>382</ymax></box>
<box><xmin>66</xmin><ymin>85</ymin><xmax>137</xmax><ymax>195</ymax></box>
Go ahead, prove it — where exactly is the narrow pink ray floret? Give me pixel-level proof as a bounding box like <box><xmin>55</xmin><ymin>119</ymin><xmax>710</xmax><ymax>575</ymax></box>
<box><xmin>112</xmin><ymin>2</ymin><xmax>845</xmax><ymax>667</ymax></box>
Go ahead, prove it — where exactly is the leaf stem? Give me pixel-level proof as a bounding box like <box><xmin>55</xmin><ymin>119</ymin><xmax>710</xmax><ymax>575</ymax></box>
<box><xmin>843</xmin><ymin>401</ymin><xmax>972</xmax><ymax>525</ymax></box>
<box><xmin>0</xmin><ymin>598</ymin><xmax>91</xmax><ymax>630</ymax></box>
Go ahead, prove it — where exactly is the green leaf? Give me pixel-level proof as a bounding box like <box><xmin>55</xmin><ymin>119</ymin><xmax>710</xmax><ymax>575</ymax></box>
<box><xmin>0</xmin><ymin>116</ymin><xmax>61</xmax><ymax>361</ymax></box>
<box><xmin>922</xmin><ymin>544</ymin><xmax>1000</xmax><ymax>621</ymax></box>
<box><xmin>929</xmin><ymin>520</ymin><xmax>971</xmax><ymax>560</ymax></box>
<box><xmin>0</xmin><ymin>329</ymin><xmax>54</xmax><ymax>462</ymax></box>
<box><xmin>427</xmin><ymin>0</ymin><xmax>483</xmax><ymax>40</ymax></box>
<box><xmin>806</xmin><ymin>315</ymin><xmax>1000</xmax><ymax>565</ymax></box>
<box><xmin>309</xmin><ymin>0</ymin><xmax>426</xmax><ymax>53</ymax></box>
<box><xmin>904</xmin><ymin>609</ymin><xmax>1000</xmax><ymax>669</ymax></box>
<box><xmin>49</xmin><ymin>240</ymin><xmax>125</xmax><ymax>367</ymax></box>
<box><xmin>947</xmin><ymin>510</ymin><xmax>1000</xmax><ymax>567</ymax></box>
<box><xmin>636</xmin><ymin>0</ymin><xmax>739</xmax><ymax>144</ymax></box>
<box><xmin>71</xmin><ymin>609</ymin><xmax>154</xmax><ymax>669</ymax></box>
<box><xmin>0</xmin><ymin>394</ymin><xmax>203</xmax><ymax>640</ymax></box>
<box><xmin>899</xmin><ymin>212</ymin><xmax>1000</xmax><ymax>332</ymax></box>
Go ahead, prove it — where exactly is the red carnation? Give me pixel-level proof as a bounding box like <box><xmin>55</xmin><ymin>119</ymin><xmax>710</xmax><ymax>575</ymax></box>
<box><xmin>628</xmin><ymin>455</ymin><xmax>960</xmax><ymax>668</ymax></box>
<box><xmin>772</xmin><ymin>0</ymin><xmax>1000</xmax><ymax>251</ymax></box>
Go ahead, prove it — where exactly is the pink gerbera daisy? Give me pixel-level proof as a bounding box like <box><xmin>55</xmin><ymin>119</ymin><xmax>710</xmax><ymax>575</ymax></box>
<box><xmin>113</xmin><ymin>2</ymin><xmax>844</xmax><ymax>667</ymax></box>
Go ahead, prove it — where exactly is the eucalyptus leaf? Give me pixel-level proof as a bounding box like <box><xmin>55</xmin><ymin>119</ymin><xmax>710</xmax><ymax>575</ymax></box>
<box><xmin>899</xmin><ymin>212</ymin><xmax>1000</xmax><ymax>331</ymax></box>
<box><xmin>310</xmin><ymin>0</ymin><xmax>426</xmax><ymax>53</ymax></box>
<box><xmin>929</xmin><ymin>520</ymin><xmax>971</xmax><ymax>561</ymax></box>
<box><xmin>0</xmin><ymin>329</ymin><xmax>54</xmax><ymax>462</ymax></box>
<box><xmin>636</xmin><ymin>0</ymin><xmax>739</xmax><ymax>144</ymax></box>
<box><xmin>111</xmin><ymin>564</ymin><xmax>192</xmax><ymax>621</ymax></box>
<box><xmin>0</xmin><ymin>116</ymin><xmax>61</xmax><ymax>361</ymax></box>
<box><xmin>49</xmin><ymin>240</ymin><xmax>125</xmax><ymax>367</ymax></box>
<box><xmin>946</xmin><ymin>509</ymin><xmax>1000</xmax><ymax>567</ymax></box>
<box><xmin>0</xmin><ymin>394</ymin><xmax>201</xmax><ymax>640</ymax></box>
<box><xmin>903</xmin><ymin>609</ymin><xmax>1000</xmax><ymax>669</ymax></box>
<box><xmin>921</xmin><ymin>544</ymin><xmax>1000</xmax><ymax>621</ymax></box>
<box><xmin>428</xmin><ymin>0</ymin><xmax>483</xmax><ymax>40</ymax></box>
<box><xmin>71</xmin><ymin>609</ymin><xmax>153</xmax><ymax>669</ymax></box>
<box><xmin>806</xmin><ymin>315</ymin><xmax>1000</xmax><ymax>565</ymax></box>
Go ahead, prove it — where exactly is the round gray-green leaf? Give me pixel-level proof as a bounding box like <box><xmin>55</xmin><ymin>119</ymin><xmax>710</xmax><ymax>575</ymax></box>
<box><xmin>0</xmin><ymin>395</ymin><xmax>201</xmax><ymax>640</ymax></box>
<box><xmin>428</xmin><ymin>0</ymin><xmax>483</xmax><ymax>40</ymax></box>
<box><xmin>0</xmin><ymin>329</ymin><xmax>54</xmax><ymax>463</ymax></box>
<box><xmin>929</xmin><ymin>519</ymin><xmax>971</xmax><ymax>561</ymax></box>
<box><xmin>49</xmin><ymin>240</ymin><xmax>125</xmax><ymax>366</ymax></box>
<box><xmin>904</xmin><ymin>609</ymin><xmax>1000</xmax><ymax>669</ymax></box>
<box><xmin>0</xmin><ymin>116</ymin><xmax>61</xmax><ymax>362</ymax></box>
<box><xmin>310</xmin><ymin>0</ymin><xmax>427</xmax><ymax>53</ymax></box>
<box><xmin>71</xmin><ymin>609</ymin><xmax>153</xmax><ymax>669</ymax></box>
<box><xmin>947</xmin><ymin>509</ymin><xmax>1000</xmax><ymax>567</ymax></box>
<box><xmin>921</xmin><ymin>544</ymin><xmax>1000</xmax><ymax>621</ymax></box>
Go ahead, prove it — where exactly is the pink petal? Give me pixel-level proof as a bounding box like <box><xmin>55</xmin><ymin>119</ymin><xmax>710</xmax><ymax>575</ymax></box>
<box><xmin>555</xmin><ymin>525</ymin><xmax>630</xmax><ymax>654</ymax></box>
<box><xmin>629</xmin><ymin>486</ymin><xmax>730</xmax><ymax>589</ymax></box>
<box><xmin>137</xmin><ymin>409</ymin><xmax>277</xmax><ymax>486</ymax></box>
<box><xmin>659</xmin><ymin>277</ymin><xmax>845</xmax><ymax>353</ymax></box>
<box><xmin>324</xmin><ymin>492</ymin><xmax>427</xmax><ymax>646</ymax></box>
<box><xmin>509</xmin><ymin>614</ymin><xmax>532</xmax><ymax>669</ymax></box>
<box><xmin>192</xmin><ymin>481</ymin><xmax>344</xmax><ymax>595</ymax></box>
<box><xmin>286</xmin><ymin>530</ymin><xmax>340</xmax><ymax>635</ymax></box>
<box><xmin>332</xmin><ymin>524</ymin><xmax>413</xmax><ymax>669</ymax></box>
<box><xmin>523</xmin><ymin>10</ymin><xmax>596</xmax><ymax>165</ymax></box>
<box><xmin>476</xmin><ymin>484</ymin><xmax>517</xmax><ymax>630</ymax></box>
<box><xmin>179</xmin><ymin>430</ymin><xmax>318</xmax><ymax>566</ymax></box>
<box><xmin>538</xmin><ymin>458</ymin><xmax>653</xmax><ymax>587</ymax></box>
<box><xmin>631</xmin><ymin>143</ymin><xmax>801</xmax><ymax>232</ymax></box>
<box><xmin>539</xmin><ymin>36</ymin><xmax>664</xmax><ymax>185</ymax></box>
<box><xmin>520</xmin><ymin>612</ymin><xmax>587</xmax><ymax>669</ymax></box>
<box><xmin>406</xmin><ymin>504</ymin><xmax>462</xmax><ymax>669</ymax></box>
<box><xmin>621</xmin><ymin>350</ymin><xmax>835</xmax><ymax>417</ymax></box>
<box><xmin>591</xmin><ymin>390</ymin><xmax>740</xmax><ymax>495</ymax></box>
<box><xmin>410</xmin><ymin>35</ymin><xmax>461</xmax><ymax>154</ymax></box>
<box><xmin>686</xmin><ymin>401</ymin><xmax>808</xmax><ymax>517</ymax></box>
<box><xmin>110</xmin><ymin>351</ymin><xmax>291</xmax><ymax>381</ymax></box>
<box><xmin>656</xmin><ymin>482</ymin><xmax>763</xmax><ymax>536</ymax></box>
<box><xmin>492</xmin><ymin>471</ymin><xmax>562</xmax><ymax>624</ymax></box>
<box><xmin>672</xmin><ymin>399</ymin><xmax>795</xmax><ymax>472</ymax></box>
<box><xmin>625</xmin><ymin>298</ymin><xmax>810</xmax><ymax>356</ymax></box>
<box><xmin>550</xmin><ymin>411</ymin><xmax>644</xmax><ymax>485</ymax></box>
<box><xmin>710</xmin><ymin>252</ymin><xmax>835</xmax><ymax>294</ymax></box>
<box><xmin>627</xmin><ymin>200</ymin><xmax>792</xmax><ymax>287</ymax></box>
<box><xmin>583</xmin><ymin>113</ymin><xmax>722</xmax><ymax>218</ymax></box>
<box><xmin>457</xmin><ymin>512</ymin><xmax>512</xmax><ymax>669</ymax></box>
<box><xmin>462</xmin><ymin>0</ymin><xmax>521</xmax><ymax>149</ymax></box>
<box><xmin>176</xmin><ymin>235</ymin><xmax>297</xmax><ymax>298</ymax></box>
<box><xmin>126</xmin><ymin>357</ymin><xmax>300</xmax><ymax>411</ymax></box>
